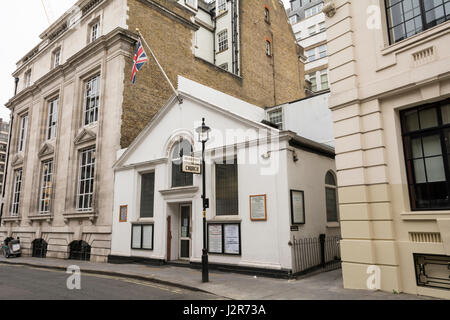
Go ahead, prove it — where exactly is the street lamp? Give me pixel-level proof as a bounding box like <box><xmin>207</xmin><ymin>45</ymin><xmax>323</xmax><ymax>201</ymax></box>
<box><xmin>196</xmin><ymin>118</ymin><xmax>211</xmax><ymax>283</ymax></box>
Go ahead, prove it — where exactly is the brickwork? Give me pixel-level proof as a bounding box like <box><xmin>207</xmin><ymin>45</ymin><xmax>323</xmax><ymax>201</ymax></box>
<box><xmin>121</xmin><ymin>0</ymin><xmax>305</xmax><ymax>147</ymax></box>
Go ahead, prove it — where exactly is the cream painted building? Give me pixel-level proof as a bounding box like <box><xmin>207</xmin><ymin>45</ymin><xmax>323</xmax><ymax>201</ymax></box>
<box><xmin>324</xmin><ymin>0</ymin><xmax>450</xmax><ymax>298</ymax></box>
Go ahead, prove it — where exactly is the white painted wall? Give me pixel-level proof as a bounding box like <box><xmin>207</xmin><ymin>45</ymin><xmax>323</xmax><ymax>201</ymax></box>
<box><xmin>111</xmin><ymin>79</ymin><xmax>337</xmax><ymax>271</ymax></box>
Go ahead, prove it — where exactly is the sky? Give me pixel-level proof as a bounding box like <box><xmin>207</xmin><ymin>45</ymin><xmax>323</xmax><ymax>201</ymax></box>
<box><xmin>0</xmin><ymin>0</ymin><xmax>290</xmax><ymax>122</ymax></box>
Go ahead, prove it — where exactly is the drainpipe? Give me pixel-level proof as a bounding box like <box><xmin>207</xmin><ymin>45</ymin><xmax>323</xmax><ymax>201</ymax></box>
<box><xmin>0</xmin><ymin>77</ymin><xmax>19</xmax><ymax>223</ymax></box>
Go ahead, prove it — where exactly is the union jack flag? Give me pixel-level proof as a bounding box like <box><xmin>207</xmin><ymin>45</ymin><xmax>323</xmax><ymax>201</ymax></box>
<box><xmin>131</xmin><ymin>39</ymin><xmax>148</xmax><ymax>84</ymax></box>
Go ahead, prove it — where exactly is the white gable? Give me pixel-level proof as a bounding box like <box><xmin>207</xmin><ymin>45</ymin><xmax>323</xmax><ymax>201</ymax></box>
<box><xmin>118</xmin><ymin>93</ymin><xmax>276</xmax><ymax>168</ymax></box>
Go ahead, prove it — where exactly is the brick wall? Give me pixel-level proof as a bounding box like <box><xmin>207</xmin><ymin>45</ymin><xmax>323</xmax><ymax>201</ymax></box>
<box><xmin>121</xmin><ymin>0</ymin><xmax>305</xmax><ymax>147</ymax></box>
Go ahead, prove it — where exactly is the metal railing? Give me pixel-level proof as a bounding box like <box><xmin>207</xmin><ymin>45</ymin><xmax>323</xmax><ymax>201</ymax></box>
<box><xmin>290</xmin><ymin>234</ymin><xmax>341</xmax><ymax>276</ymax></box>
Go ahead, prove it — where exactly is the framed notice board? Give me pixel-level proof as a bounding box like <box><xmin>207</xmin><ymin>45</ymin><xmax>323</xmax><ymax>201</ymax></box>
<box><xmin>290</xmin><ymin>190</ymin><xmax>305</xmax><ymax>225</ymax></box>
<box><xmin>250</xmin><ymin>194</ymin><xmax>267</xmax><ymax>221</ymax></box>
<box><xmin>207</xmin><ymin>223</ymin><xmax>241</xmax><ymax>255</ymax></box>
<box><xmin>119</xmin><ymin>205</ymin><xmax>128</xmax><ymax>222</ymax></box>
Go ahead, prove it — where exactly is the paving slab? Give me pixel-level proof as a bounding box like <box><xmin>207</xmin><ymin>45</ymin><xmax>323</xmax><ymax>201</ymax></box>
<box><xmin>0</xmin><ymin>256</ymin><xmax>435</xmax><ymax>300</ymax></box>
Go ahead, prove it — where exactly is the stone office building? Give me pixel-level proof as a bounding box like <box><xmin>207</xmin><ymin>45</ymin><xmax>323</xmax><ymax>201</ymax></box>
<box><xmin>0</xmin><ymin>119</ymin><xmax>10</xmax><ymax>194</ymax></box>
<box><xmin>1</xmin><ymin>0</ymin><xmax>306</xmax><ymax>262</ymax></box>
<box><xmin>325</xmin><ymin>0</ymin><xmax>450</xmax><ymax>299</ymax></box>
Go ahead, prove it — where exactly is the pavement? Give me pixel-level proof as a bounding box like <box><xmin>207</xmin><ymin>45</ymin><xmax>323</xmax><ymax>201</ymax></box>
<box><xmin>0</xmin><ymin>256</ymin><xmax>435</xmax><ymax>300</ymax></box>
<box><xmin>0</xmin><ymin>264</ymin><xmax>221</xmax><ymax>300</ymax></box>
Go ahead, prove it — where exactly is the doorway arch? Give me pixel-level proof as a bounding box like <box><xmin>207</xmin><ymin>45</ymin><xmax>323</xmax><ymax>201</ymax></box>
<box><xmin>32</xmin><ymin>239</ymin><xmax>48</xmax><ymax>258</ymax></box>
<box><xmin>68</xmin><ymin>240</ymin><xmax>91</xmax><ymax>261</ymax></box>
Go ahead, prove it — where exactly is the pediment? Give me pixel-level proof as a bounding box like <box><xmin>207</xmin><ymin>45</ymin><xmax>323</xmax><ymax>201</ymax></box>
<box><xmin>74</xmin><ymin>127</ymin><xmax>97</xmax><ymax>145</ymax></box>
<box><xmin>11</xmin><ymin>154</ymin><xmax>24</xmax><ymax>167</ymax></box>
<box><xmin>38</xmin><ymin>142</ymin><xmax>55</xmax><ymax>158</ymax></box>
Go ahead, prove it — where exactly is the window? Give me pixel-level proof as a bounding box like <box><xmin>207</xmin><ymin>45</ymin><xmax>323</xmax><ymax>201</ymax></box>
<box><xmin>268</xmin><ymin>109</ymin><xmax>283</xmax><ymax>129</ymax></box>
<box><xmin>18</xmin><ymin>114</ymin><xmax>28</xmax><ymax>152</ymax></box>
<box><xmin>308</xmin><ymin>73</ymin><xmax>317</xmax><ymax>91</ymax></box>
<box><xmin>319</xmin><ymin>22</ymin><xmax>326</xmax><ymax>32</ymax></box>
<box><xmin>291</xmin><ymin>0</ymin><xmax>300</xmax><ymax>11</ymax></box>
<box><xmin>217</xmin><ymin>0</ymin><xmax>227</xmax><ymax>13</ymax></box>
<box><xmin>320</xmin><ymin>70</ymin><xmax>329</xmax><ymax>90</ymax></box>
<box><xmin>47</xmin><ymin>98</ymin><xmax>58</xmax><ymax>140</ymax></box>
<box><xmin>306</xmin><ymin>48</ymin><xmax>316</xmax><ymax>62</ymax></box>
<box><xmin>289</xmin><ymin>15</ymin><xmax>298</xmax><ymax>24</ymax></box>
<box><xmin>219</xmin><ymin>63</ymin><xmax>228</xmax><ymax>71</ymax></box>
<box><xmin>295</xmin><ymin>31</ymin><xmax>302</xmax><ymax>40</ymax></box>
<box><xmin>215</xmin><ymin>158</ymin><xmax>238</xmax><ymax>216</ymax></box>
<box><xmin>318</xmin><ymin>44</ymin><xmax>327</xmax><ymax>58</ymax></box>
<box><xmin>305</xmin><ymin>2</ymin><xmax>324</xmax><ymax>18</ymax></box>
<box><xmin>39</xmin><ymin>160</ymin><xmax>53</xmax><ymax>214</ymax></box>
<box><xmin>217</xmin><ymin>30</ymin><xmax>228</xmax><ymax>52</ymax></box>
<box><xmin>90</xmin><ymin>22</ymin><xmax>99</xmax><ymax>43</ymax></box>
<box><xmin>401</xmin><ymin>100</ymin><xmax>450</xmax><ymax>210</ymax></box>
<box><xmin>11</xmin><ymin>169</ymin><xmax>22</xmax><ymax>216</ymax></box>
<box><xmin>171</xmin><ymin>139</ymin><xmax>193</xmax><ymax>188</ymax></box>
<box><xmin>265</xmin><ymin>40</ymin><xmax>272</xmax><ymax>56</ymax></box>
<box><xmin>132</xmin><ymin>224</ymin><xmax>154</xmax><ymax>250</ymax></box>
<box><xmin>140</xmin><ymin>172</ymin><xmax>155</xmax><ymax>218</ymax></box>
<box><xmin>25</xmin><ymin>71</ymin><xmax>31</xmax><ymax>88</ymax></box>
<box><xmin>264</xmin><ymin>6</ymin><xmax>270</xmax><ymax>23</ymax></box>
<box><xmin>308</xmin><ymin>25</ymin><xmax>317</xmax><ymax>36</ymax></box>
<box><xmin>185</xmin><ymin>0</ymin><xmax>198</xmax><ymax>10</ymax></box>
<box><xmin>325</xmin><ymin>171</ymin><xmax>338</xmax><ymax>222</ymax></box>
<box><xmin>83</xmin><ymin>75</ymin><xmax>100</xmax><ymax>126</ymax></box>
<box><xmin>385</xmin><ymin>0</ymin><xmax>450</xmax><ymax>44</ymax></box>
<box><xmin>53</xmin><ymin>49</ymin><xmax>61</xmax><ymax>68</ymax></box>
<box><xmin>77</xmin><ymin>147</ymin><xmax>95</xmax><ymax>211</ymax></box>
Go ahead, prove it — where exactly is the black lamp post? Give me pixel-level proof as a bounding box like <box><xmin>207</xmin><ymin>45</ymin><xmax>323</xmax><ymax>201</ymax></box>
<box><xmin>196</xmin><ymin>118</ymin><xmax>211</xmax><ymax>283</ymax></box>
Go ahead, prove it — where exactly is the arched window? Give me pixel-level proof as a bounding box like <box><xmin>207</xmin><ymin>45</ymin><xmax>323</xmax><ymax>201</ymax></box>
<box><xmin>69</xmin><ymin>240</ymin><xmax>91</xmax><ymax>261</ymax></box>
<box><xmin>171</xmin><ymin>139</ymin><xmax>193</xmax><ymax>188</ymax></box>
<box><xmin>32</xmin><ymin>239</ymin><xmax>48</xmax><ymax>258</ymax></box>
<box><xmin>325</xmin><ymin>171</ymin><xmax>339</xmax><ymax>222</ymax></box>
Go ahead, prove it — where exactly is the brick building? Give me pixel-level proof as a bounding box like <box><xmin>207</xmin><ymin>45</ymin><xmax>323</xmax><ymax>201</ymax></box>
<box><xmin>1</xmin><ymin>0</ymin><xmax>306</xmax><ymax>261</ymax></box>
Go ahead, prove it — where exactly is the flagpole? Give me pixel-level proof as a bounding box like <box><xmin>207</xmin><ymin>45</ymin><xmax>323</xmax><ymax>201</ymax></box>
<box><xmin>136</xmin><ymin>28</ymin><xmax>183</xmax><ymax>104</ymax></box>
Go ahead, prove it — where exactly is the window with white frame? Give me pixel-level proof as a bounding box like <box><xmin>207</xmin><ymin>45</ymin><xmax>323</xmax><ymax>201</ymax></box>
<box><xmin>217</xmin><ymin>29</ymin><xmax>228</xmax><ymax>52</ymax></box>
<box><xmin>264</xmin><ymin>6</ymin><xmax>270</xmax><ymax>23</ymax></box>
<box><xmin>47</xmin><ymin>98</ymin><xmax>58</xmax><ymax>140</ymax></box>
<box><xmin>18</xmin><ymin>114</ymin><xmax>28</xmax><ymax>152</ymax></box>
<box><xmin>77</xmin><ymin>147</ymin><xmax>95</xmax><ymax>211</ymax></box>
<box><xmin>90</xmin><ymin>22</ymin><xmax>99</xmax><ymax>43</ymax></box>
<box><xmin>268</xmin><ymin>108</ymin><xmax>283</xmax><ymax>129</ymax></box>
<box><xmin>308</xmin><ymin>73</ymin><xmax>317</xmax><ymax>91</ymax></box>
<box><xmin>11</xmin><ymin>169</ymin><xmax>22</xmax><ymax>216</ymax></box>
<box><xmin>266</xmin><ymin>40</ymin><xmax>272</xmax><ymax>56</ymax></box>
<box><xmin>325</xmin><ymin>171</ymin><xmax>338</xmax><ymax>222</ymax></box>
<box><xmin>306</xmin><ymin>48</ymin><xmax>316</xmax><ymax>62</ymax></box>
<box><xmin>83</xmin><ymin>75</ymin><xmax>100</xmax><ymax>126</ymax></box>
<box><xmin>289</xmin><ymin>15</ymin><xmax>298</xmax><ymax>24</ymax></box>
<box><xmin>308</xmin><ymin>25</ymin><xmax>316</xmax><ymax>36</ymax></box>
<box><xmin>53</xmin><ymin>49</ymin><xmax>61</xmax><ymax>68</ymax></box>
<box><xmin>140</xmin><ymin>172</ymin><xmax>155</xmax><ymax>218</ymax></box>
<box><xmin>318</xmin><ymin>44</ymin><xmax>327</xmax><ymax>58</ymax></box>
<box><xmin>185</xmin><ymin>0</ymin><xmax>198</xmax><ymax>10</ymax></box>
<box><xmin>39</xmin><ymin>160</ymin><xmax>53</xmax><ymax>214</ymax></box>
<box><xmin>319</xmin><ymin>21</ymin><xmax>326</xmax><ymax>32</ymax></box>
<box><xmin>215</xmin><ymin>158</ymin><xmax>239</xmax><ymax>216</ymax></box>
<box><xmin>320</xmin><ymin>69</ymin><xmax>329</xmax><ymax>90</ymax></box>
<box><xmin>171</xmin><ymin>139</ymin><xmax>193</xmax><ymax>188</ymax></box>
<box><xmin>217</xmin><ymin>0</ymin><xmax>227</xmax><ymax>13</ymax></box>
<box><xmin>305</xmin><ymin>2</ymin><xmax>324</xmax><ymax>18</ymax></box>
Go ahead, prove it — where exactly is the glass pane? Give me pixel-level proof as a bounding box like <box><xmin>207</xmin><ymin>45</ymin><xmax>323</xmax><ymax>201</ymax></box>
<box><xmin>441</xmin><ymin>104</ymin><xmax>450</xmax><ymax>124</ymax></box>
<box><xmin>419</xmin><ymin>108</ymin><xmax>438</xmax><ymax>129</ymax></box>
<box><xmin>422</xmin><ymin>135</ymin><xmax>442</xmax><ymax>156</ymax></box>
<box><xmin>216</xmin><ymin>160</ymin><xmax>239</xmax><ymax>216</ymax></box>
<box><xmin>424</xmin><ymin>0</ymin><xmax>444</xmax><ymax>11</ymax></box>
<box><xmin>411</xmin><ymin>138</ymin><xmax>423</xmax><ymax>158</ymax></box>
<box><xmin>140</xmin><ymin>173</ymin><xmax>155</xmax><ymax>218</ymax></box>
<box><xmin>426</xmin><ymin>5</ymin><xmax>445</xmax><ymax>25</ymax></box>
<box><xmin>142</xmin><ymin>225</ymin><xmax>153</xmax><ymax>249</ymax></box>
<box><xmin>425</xmin><ymin>156</ymin><xmax>446</xmax><ymax>182</ymax></box>
<box><xmin>326</xmin><ymin>188</ymin><xmax>338</xmax><ymax>222</ymax></box>
<box><xmin>132</xmin><ymin>226</ymin><xmax>141</xmax><ymax>249</ymax></box>
<box><xmin>413</xmin><ymin>159</ymin><xmax>427</xmax><ymax>183</ymax></box>
<box><xmin>405</xmin><ymin>110</ymin><xmax>419</xmax><ymax>132</ymax></box>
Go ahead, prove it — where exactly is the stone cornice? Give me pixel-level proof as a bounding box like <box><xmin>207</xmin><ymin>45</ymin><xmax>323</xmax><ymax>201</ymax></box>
<box><xmin>6</xmin><ymin>28</ymin><xmax>137</xmax><ymax>109</ymax></box>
